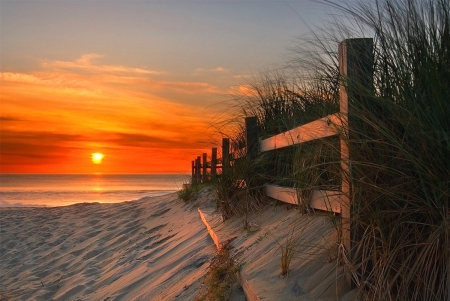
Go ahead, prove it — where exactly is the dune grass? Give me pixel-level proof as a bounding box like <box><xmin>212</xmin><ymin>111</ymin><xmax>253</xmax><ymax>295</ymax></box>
<box><xmin>178</xmin><ymin>180</ymin><xmax>204</xmax><ymax>202</ymax></box>
<box><xmin>318</xmin><ymin>0</ymin><xmax>450</xmax><ymax>299</ymax></box>
<box><xmin>209</xmin><ymin>0</ymin><xmax>449</xmax><ymax>299</ymax></box>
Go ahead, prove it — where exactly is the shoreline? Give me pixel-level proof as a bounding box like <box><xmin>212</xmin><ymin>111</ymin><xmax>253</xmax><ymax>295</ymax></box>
<box><xmin>0</xmin><ymin>191</ymin><xmax>177</xmax><ymax>208</ymax></box>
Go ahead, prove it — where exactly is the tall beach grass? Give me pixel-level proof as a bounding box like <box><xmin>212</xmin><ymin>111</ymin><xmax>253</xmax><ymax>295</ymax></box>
<box><xmin>209</xmin><ymin>0</ymin><xmax>448</xmax><ymax>299</ymax></box>
<box><xmin>330</xmin><ymin>0</ymin><xmax>450</xmax><ymax>299</ymax></box>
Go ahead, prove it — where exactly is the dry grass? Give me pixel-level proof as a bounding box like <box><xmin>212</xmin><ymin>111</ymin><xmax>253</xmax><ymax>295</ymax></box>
<box><xmin>195</xmin><ymin>241</ymin><xmax>241</xmax><ymax>301</ymax></box>
<box><xmin>279</xmin><ymin>227</ymin><xmax>299</xmax><ymax>276</ymax></box>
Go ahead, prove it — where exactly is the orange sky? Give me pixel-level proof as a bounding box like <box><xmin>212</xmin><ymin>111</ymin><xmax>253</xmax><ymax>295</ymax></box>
<box><xmin>0</xmin><ymin>54</ymin><xmax>229</xmax><ymax>173</ymax></box>
<box><xmin>0</xmin><ymin>1</ymin><xmax>330</xmax><ymax>174</ymax></box>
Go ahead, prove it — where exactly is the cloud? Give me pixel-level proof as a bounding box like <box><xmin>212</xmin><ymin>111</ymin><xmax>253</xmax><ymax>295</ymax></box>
<box><xmin>142</xmin><ymin>80</ymin><xmax>221</xmax><ymax>94</ymax></box>
<box><xmin>0</xmin><ymin>116</ymin><xmax>24</xmax><ymax>122</ymax></box>
<box><xmin>194</xmin><ymin>66</ymin><xmax>228</xmax><ymax>74</ymax></box>
<box><xmin>227</xmin><ymin>84</ymin><xmax>257</xmax><ymax>96</ymax></box>
<box><xmin>233</xmin><ymin>74</ymin><xmax>251</xmax><ymax>79</ymax></box>
<box><xmin>1</xmin><ymin>72</ymin><xmax>102</xmax><ymax>97</ymax></box>
<box><xmin>2</xmin><ymin>62</ymin><xmax>222</xmax><ymax>98</ymax></box>
<box><xmin>212</xmin><ymin>67</ymin><xmax>227</xmax><ymax>72</ymax></box>
<box><xmin>0</xmin><ymin>130</ymin><xmax>84</xmax><ymax>159</ymax></box>
<box><xmin>103</xmin><ymin>132</ymin><xmax>197</xmax><ymax>149</ymax></box>
<box><xmin>41</xmin><ymin>53</ymin><xmax>163</xmax><ymax>76</ymax></box>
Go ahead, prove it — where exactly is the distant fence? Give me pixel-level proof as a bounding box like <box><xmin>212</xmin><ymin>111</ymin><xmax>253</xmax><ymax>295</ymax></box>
<box><xmin>190</xmin><ymin>38</ymin><xmax>373</xmax><ymax>286</ymax></box>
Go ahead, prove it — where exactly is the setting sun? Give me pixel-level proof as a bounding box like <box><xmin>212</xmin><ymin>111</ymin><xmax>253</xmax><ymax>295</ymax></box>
<box><xmin>91</xmin><ymin>153</ymin><xmax>104</xmax><ymax>164</ymax></box>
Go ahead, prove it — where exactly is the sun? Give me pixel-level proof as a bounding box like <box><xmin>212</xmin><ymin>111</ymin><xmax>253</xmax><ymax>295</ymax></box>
<box><xmin>91</xmin><ymin>153</ymin><xmax>104</xmax><ymax>164</ymax></box>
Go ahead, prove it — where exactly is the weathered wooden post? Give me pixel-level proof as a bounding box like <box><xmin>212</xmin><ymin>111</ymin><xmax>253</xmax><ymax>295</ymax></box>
<box><xmin>245</xmin><ymin>117</ymin><xmax>258</xmax><ymax>161</ymax></box>
<box><xmin>211</xmin><ymin>147</ymin><xmax>217</xmax><ymax>180</ymax></box>
<box><xmin>196</xmin><ymin>156</ymin><xmax>201</xmax><ymax>184</ymax></box>
<box><xmin>222</xmin><ymin>138</ymin><xmax>230</xmax><ymax>175</ymax></box>
<box><xmin>191</xmin><ymin>160</ymin><xmax>195</xmax><ymax>184</ymax></box>
<box><xmin>339</xmin><ymin>38</ymin><xmax>373</xmax><ymax>288</ymax></box>
<box><xmin>202</xmin><ymin>153</ymin><xmax>207</xmax><ymax>183</ymax></box>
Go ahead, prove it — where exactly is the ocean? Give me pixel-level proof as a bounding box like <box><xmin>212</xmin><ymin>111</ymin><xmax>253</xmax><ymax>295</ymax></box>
<box><xmin>0</xmin><ymin>173</ymin><xmax>190</xmax><ymax>207</ymax></box>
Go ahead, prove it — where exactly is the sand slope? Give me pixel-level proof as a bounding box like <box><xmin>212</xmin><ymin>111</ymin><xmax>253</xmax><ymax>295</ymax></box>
<box><xmin>0</xmin><ymin>193</ymin><xmax>215</xmax><ymax>301</ymax></box>
<box><xmin>196</xmin><ymin>188</ymin><xmax>357</xmax><ymax>301</ymax></box>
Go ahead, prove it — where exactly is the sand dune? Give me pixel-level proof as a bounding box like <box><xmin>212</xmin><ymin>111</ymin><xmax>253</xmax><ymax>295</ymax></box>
<box><xmin>0</xmin><ymin>193</ymin><xmax>215</xmax><ymax>301</ymax></box>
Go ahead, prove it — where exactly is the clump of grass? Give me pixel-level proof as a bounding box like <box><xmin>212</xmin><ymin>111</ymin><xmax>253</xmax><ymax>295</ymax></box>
<box><xmin>177</xmin><ymin>181</ymin><xmax>199</xmax><ymax>202</ymax></box>
<box><xmin>279</xmin><ymin>227</ymin><xmax>299</xmax><ymax>277</ymax></box>
<box><xmin>195</xmin><ymin>241</ymin><xmax>240</xmax><ymax>301</ymax></box>
<box><xmin>214</xmin><ymin>148</ymin><xmax>265</xmax><ymax>225</ymax></box>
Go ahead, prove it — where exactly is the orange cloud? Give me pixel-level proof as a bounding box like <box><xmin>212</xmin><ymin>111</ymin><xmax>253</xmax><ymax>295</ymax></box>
<box><xmin>193</xmin><ymin>66</ymin><xmax>228</xmax><ymax>74</ymax></box>
<box><xmin>0</xmin><ymin>55</ymin><xmax>225</xmax><ymax>173</ymax></box>
<box><xmin>227</xmin><ymin>84</ymin><xmax>258</xmax><ymax>96</ymax></box>
<box><xmin>41</xmin><ymin>53</ymin><xmax>163</xmax><ymax>75</ymax></box>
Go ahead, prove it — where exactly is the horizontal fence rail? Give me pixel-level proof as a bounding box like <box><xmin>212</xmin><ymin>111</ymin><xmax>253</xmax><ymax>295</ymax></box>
<box><xmin>265</xmin><ymin>185</ymin><xmax>342</xmax><ymax>214</ymax></box>
<box><xmin>260</xmin><ymin>113</ymin><xmax>342</xmax><ymax>152</ymax></box>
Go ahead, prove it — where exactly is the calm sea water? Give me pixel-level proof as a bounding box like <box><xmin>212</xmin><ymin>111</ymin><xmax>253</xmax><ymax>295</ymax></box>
<box><xmin>0</xmin><ymin>174</ymin><xmax>190</xmax><ymax>207</ymax></box>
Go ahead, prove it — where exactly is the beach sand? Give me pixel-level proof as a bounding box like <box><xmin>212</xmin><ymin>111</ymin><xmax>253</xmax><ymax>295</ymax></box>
<box><xmin>0</xmin><ymin>192</ymin><xmax>217</xmax><ymax>301</ymax></box>
<box><xmin>195</xmin><ymin>187</ymin><xmax>357</xmax><ymax>301</ymax></box>
<box><xmin>1</xmin><ymin>187</ymin><xmax>356</xmax><ymax>301</ymax></box>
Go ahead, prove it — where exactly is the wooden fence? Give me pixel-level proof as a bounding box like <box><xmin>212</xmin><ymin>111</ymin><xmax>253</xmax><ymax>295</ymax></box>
<box><xmin>190</xmin><ymin>38</ymin><xmax>373</xmax><ymax>286</ymax></box>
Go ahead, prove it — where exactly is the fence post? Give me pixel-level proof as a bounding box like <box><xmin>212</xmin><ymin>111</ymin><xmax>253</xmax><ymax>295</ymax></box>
<box><xmin>222</xmin><ymin>138</ymin><xmax>230</xmax><ymax>175</ymax></box>
<box><xmin>211</xmin><ymin>147</ymin><xmax>217</xmax><ymax>180</ymax></box>
<box><xmin>202</xmin><ymin>153</ymin><xmax>207</xmax><ymax>183</ymax></box>
<box><xmin>191</xmin><ymin>160</ymin><xmax>195</xmax><ymax>184</ymax></box>
<box><xmin>245</xmin><ymin>116</ymin><xmax>258</xmax><ymax>161</ymax></box>
<box><xmin>196</xmin><ymin>156</ymin><xmax>201</xmax><ymax>184</ymax></box>
<box><xmin>339</xmin><ymin>38</ymin><xmax>373</xmax><ymax>288</ymax></box>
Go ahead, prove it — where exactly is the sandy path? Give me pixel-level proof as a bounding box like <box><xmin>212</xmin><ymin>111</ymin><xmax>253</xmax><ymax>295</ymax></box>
<box><xmin>0</xmin><ymin>193</ymin><xmax>215</xmax><ymax>301</ymax></box>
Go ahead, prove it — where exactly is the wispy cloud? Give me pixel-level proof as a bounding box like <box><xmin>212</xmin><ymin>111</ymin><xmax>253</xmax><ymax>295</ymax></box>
<box><xmin>233</xmin><ymin>74</ymin><xmax>251</xmax><ymax>79</ymax></box>
<box><xmin>1</xmin><ymin>72</ymin><xmax>100</xmax><ymax>95</ymax></box>
<box><xmin>2</xmin><ymin>54</ymin><xmax>224</xmax><ymax>97</ymax></box>
<box><xmin>41</xmin><ymin>53</ymin><xmax>163</xmax><ymax>75</ymax></box>
<box><xmin>194</xmin><ymin>66</ymin><xmax>228</xmax><ymax>74</ymax></box>
<box><xmin>142</xmin><ymin>79</ymin><xmax>221</xmax><ymax>94</ymax></box>
<box><xmin>227</xmin><ymin>84</ymin><xmax>257</xmax><ymax>96</ymax></box>
<box><xmin>212</xmin><ymin>67</ymin><xmax>227</xmax><ymax>72</ymax></box>
<box><xmin>0</xmin><ymin>116</ymin><xmax>24</xmax><ymax>122</ymax></box>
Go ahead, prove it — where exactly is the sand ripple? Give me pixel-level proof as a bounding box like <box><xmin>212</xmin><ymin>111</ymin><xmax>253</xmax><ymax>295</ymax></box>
<box><xmin>0</xmin><ymin>193</ymin><xmax>214</xmax><ymax>301</ymax></box>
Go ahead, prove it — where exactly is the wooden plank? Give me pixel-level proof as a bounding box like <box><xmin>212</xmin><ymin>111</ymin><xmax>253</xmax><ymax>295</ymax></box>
<box><xmin>222</xmin><ymin>138</ymin><xmax>230</xmax><ymax>174</ymax></box>
<box><xmin>191</xmin><ymin>160</ymin><xmax>195</xmax><ymax>183</ymax></box>
<box><xmin>339</xmin><ymin>38</ymin><xmax>374</xmax><ymax>288</ymax></box>
<box><xmin>197</xmin><ymin>208</ymin><xmax>262</xmax><ymax>301</ymax></box>
<box><xmin>309</xmin><ymin>190</ymin><xmax>342</xmax><ymax>213</ymax></box>
<box><xmin>202</xmin><ymin>153</ymin><xmax>207</xmax><ymax>182</ymax></box>
<box><xmin>197</xmin><ymin>208</ymin><xmax>221</xmax><ymax>250</ymax></box>
<box><xmin>211</xmin><ymin>148</ymin><xmax>217</xmax><ymax>179</ymax></box>
<box><xmin>339</xmin><ymin>37</ymin><xmax>352</xmax><ymax>288</ymax></box>
<box><xmin>265</xmin><ymin>184</ymin><xmax>342</xmax><ymax>213</ymax></box>
<box><xmin>196</xmin><ymin>156</ymin><xmax>201</xmax><ymax>184</ymax></box>
<box><xmin>236</xmin><ymin>271</ymin><xmax>262</xmax><ymax>301</ymax></box>
<box><xmin>260</xmin><ymin>113</ymin><xmax>342</xmax><ymax>152</ymax></box>
<box><xmin>265</xmin><ymin>184</ymin><xmax>297</xmax><ymax>205</ymax></box>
